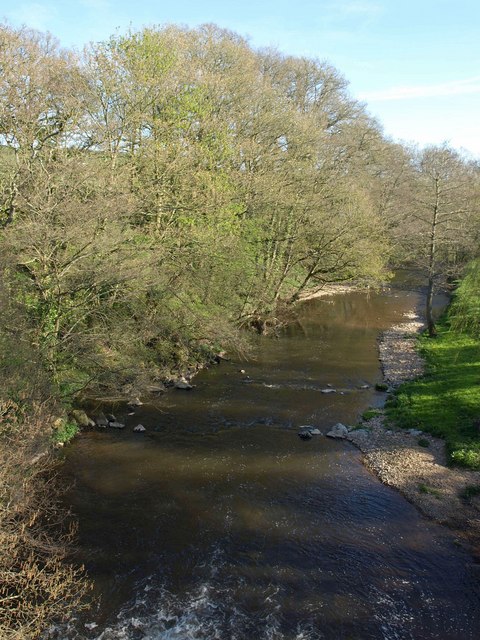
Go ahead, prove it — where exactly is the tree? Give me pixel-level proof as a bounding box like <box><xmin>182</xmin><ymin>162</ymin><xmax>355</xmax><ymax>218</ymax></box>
<box><xmin>400</xmin><ymin>145</ymin><xmax>479</xmax><ymax>336</ymax></box>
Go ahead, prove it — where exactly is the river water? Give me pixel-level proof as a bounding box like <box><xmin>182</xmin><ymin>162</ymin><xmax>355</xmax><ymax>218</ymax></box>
<box><xmin>58</xmin><ymin>284</ymin><xmax>480</xmax><ymax>640</ymax></box>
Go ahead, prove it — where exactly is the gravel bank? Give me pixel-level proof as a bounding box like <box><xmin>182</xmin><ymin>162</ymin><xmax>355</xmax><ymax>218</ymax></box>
<box><xmin>347</xmin><ymin>308</ymin><xmax>480</xmax><ymax>556</ymax></box>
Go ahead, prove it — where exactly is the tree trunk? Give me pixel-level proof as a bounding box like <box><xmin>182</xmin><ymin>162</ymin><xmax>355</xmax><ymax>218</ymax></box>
<box><xmin>426</xmin><ymin>276</ymin><xmax>437</xmax><ymax>337</ymax></box>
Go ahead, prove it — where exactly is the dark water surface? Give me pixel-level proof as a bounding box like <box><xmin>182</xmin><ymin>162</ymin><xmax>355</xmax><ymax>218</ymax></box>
<box><xmin>59</xmin><ymin>286</ymin><xmax>480</xmax><ymax>640</ymax></box>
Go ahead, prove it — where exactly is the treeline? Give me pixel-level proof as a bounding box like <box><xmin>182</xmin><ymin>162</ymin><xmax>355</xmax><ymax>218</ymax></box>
<box><xmin>0</xmin><ymin>22</ymin><xmax>479</xmax><ymax>395</ymax></box>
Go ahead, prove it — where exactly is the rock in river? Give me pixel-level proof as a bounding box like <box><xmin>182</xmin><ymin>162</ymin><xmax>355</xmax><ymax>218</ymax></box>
<box><xmin>71</xmin><ymin>409</ymin><xmax>95</xmax><ymax>428</ymax></box>
<box><xmin>133</xmin><ymin>424</ymin><xmax>146</xmax><ymax>433</ymax></box>
<box><xmin>95</xmin><ymin>413</ymin><xmax>109</xmax><ymax>428</ymax></box>
<box><xmin>127</xmin><ymin>397</ymin><xmax>144</xmax><ymax>409</ymax></box>
<box><xmin>326</xmin><ymin>423</ymin><xmax>349</xmax><ymax>439</ymax></box>
<box><xmin>108</xmin><ymin>421</ymin><xmax>125</xmax><ymax>429</ymax></box>
<box><xmin>175</xmin><ymin>378</ymin><xmax>193</xmax><ymax>390</ymax></box>
<box><xmin>298</xmin><ymin>429</ymin><xmax>313</xmax><ymax>440</ymax></box>
<box><xmin>298</xmin><ymin>425</ymin><xmax>322</xmax><ymax>439</ymax></box>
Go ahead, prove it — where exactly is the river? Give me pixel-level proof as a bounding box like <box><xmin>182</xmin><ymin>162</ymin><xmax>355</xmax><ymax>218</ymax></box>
<box><xmin>56</xmin><ymin>282</ymin><xmax>480</xmax><ymax>640</ymax></box>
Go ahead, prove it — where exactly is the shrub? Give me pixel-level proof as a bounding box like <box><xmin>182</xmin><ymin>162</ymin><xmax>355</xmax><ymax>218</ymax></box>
<box><xmin>0</xmin><ymin>400</ymin><xmax>91</xmax><ymax>639</ymax></box>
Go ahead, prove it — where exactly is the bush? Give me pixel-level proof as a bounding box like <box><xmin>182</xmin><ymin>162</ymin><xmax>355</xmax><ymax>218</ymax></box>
<box><xmin>52</xmin><ymin>419</ymin><xmax>78</xmax><ymax>444</ymax></box>
<box><xmin>0</xmin><ymin>400</ymin><xmax>91</xmax><ymax>639</ymax></box>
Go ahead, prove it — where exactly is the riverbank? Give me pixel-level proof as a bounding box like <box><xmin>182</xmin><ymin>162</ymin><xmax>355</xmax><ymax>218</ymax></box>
<box><xmin>347</xmin><ymin>309</ymin><xmax>480</xmax><ymax>556</ymax></box>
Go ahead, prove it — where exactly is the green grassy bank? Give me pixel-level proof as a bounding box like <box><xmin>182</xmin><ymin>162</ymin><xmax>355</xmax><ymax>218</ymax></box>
<box><xmin>386</xmin><ymin>269</ymin><xmax>480</xmax><ymax>470</ymax></box>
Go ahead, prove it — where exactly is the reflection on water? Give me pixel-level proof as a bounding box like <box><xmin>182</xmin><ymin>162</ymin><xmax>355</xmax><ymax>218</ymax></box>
<box><xmin>58</xmin><ymin>286</ymin><xmax>480</xmax><ymax>640</ymax></box>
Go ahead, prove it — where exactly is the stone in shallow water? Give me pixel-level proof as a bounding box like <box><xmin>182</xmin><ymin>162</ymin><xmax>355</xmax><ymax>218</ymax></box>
<box><xmin>175</xmin><ymin>378</ymin><xmax>193</xmax><ymax>390</ymax></box>
<box><xmin>71</xmin><ymin>409</ymin><xmax>95</xmax><ymax>428</ymax></box>
<box><xmin>321</xmin><ymin>388</ymin><xmax>336</xmax><ymax>394</ymax></box>
<box><xmin>95</xmin><ymin>413</ymin><xmax>109</xmax><ymax>428</ymax></box>
<box><xmin>108</xmin><ymin>421</ymin><xmax>125</xmax><ymax>429</ymax></box>
<box><xmin>298</xmin><ymin>426</ymin><xmax>322</xmax><ymax>439</ymax></box>
<box><xmin>133</xmin><ymin>424</ymin><xmax>146</xmax><ymax>433</ymax></box>
<box><xmin>298</xmin><ymin>429</ymin><xmax>313</xmax><ymax>440</ymax></box>
<box><xmin>326</xmin><ymin>423</ymin><xmax>349</xmax><ymax>439</ymax></box>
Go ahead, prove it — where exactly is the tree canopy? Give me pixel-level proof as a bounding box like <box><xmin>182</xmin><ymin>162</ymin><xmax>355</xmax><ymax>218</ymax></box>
<box><xmin>0</xmin><ymin>22</ymin><xmax>478</xmax><ymax>396</ymax></box>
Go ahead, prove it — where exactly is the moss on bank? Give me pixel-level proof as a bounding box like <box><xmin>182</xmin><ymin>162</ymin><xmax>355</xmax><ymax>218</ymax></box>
<box><xmin>386</xmin><ymin>318</ymin><xmax>480</xmax><ymax>470</ymax></box>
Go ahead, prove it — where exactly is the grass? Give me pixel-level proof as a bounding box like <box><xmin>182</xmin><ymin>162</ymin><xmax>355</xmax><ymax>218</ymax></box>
<box><xmin>418</xmin><ymin>483</ymin><xmax>442</xmax><ymax>498</ymax></box>
<box><xmin>386</xmin><ymin>319</ymin><xmax>480</xmax><ymax>470</ymax></box>
<box><xmin>361</xmin><ymin>408</ymin><xmax>382</xmax><ymax>421</ymax></box>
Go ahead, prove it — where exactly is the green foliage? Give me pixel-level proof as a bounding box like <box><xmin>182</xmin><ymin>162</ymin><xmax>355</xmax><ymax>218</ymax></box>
<box><xmin>1</xmin><ymin>21</ymin><xmax>477</xmax><ymax>399</ymax></box>
<box><xmin>386</xmin><ymin>310</ymin><xmax>480</xmax><ymax>470</ymax></box>
<box><xmin>450</xmin><ymin>260</ymin><xmax>480</xmax><ymax>338</ymax></box>
<box><xmin>361</xmin><ymin>408</ymin><xmax>382</xmax><ymax>421</ymax></box>
<box><xmin>375</xmin><ymin>382</ymin><xmax>389</xmax><ymax>392</ymax></box>
<box><xmin>52</xmin><ymin>420</ymin><xmax>79</xmax><ymax>444</ymax></box>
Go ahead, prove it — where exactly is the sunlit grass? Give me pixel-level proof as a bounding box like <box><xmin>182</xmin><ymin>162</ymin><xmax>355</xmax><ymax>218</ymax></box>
<box><xmin>386</xmin><ymin>320</ymin><xmax>480</xmax><ymax>470</ymax></box>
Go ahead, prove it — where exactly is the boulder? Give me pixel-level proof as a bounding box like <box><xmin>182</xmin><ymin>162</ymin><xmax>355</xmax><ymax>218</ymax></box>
<box><xmin>71</xmin><ymin>409</ymin><xmax>95</xmax><ymax>428</ymax></box>
<box><xmin>106</xmin><ymin>413</ymin><xmax>117</xmax><ymax>422</ymax></box>
<box><xmin>127</xmin><ymin>397</ymin><xmax>143</xmax><ymax>409</ymax></box>
<box><xmin>147</xmin><ymin>383</ymin><xmax>166</xmax><ymax>394</ymax></box>
<box><xmin>298</xmin><ymin>425</ymin><xmax>322</xmax><ymax>436</ymax></box>
<box><xmin>133</xmin><ymin>424</ymin><xmax>146</xmax><ymax>433</ymax></box>
<box><xmin>108</xmin><ymin>421</ymin><xmax>125</xmax><ymax>429</ymax></box>
<box><xmin>175</xmin><ymin>378</ymin><xmax>193</xmax><ymax>390</ymax></box>
<box><xmin>326</xmin><ymin>423</ymin><xmax>349</xmax><ymax>439</ymax></box>
<box><xmin>298</xmin><ymin>429</ymin><xmax>313</xmax><ymax>440</ymax></box>
<box><xmin>95</xmin><ymin>413</ymin><xmax>109</xmax><ymax>428</ymax></box>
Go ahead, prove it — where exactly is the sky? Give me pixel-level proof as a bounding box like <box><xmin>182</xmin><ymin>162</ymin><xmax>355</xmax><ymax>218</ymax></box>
<box><xmin>1</xmin><ymin>0</ymin><xmax>479</xmax><ymax>159</ymax></box>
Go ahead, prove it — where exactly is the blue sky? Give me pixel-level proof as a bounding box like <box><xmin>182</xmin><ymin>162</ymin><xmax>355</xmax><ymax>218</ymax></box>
<box><xmin>2</xmin><ymin>0</ymin><xmax>479</xmax><ymax>158</ymax></box>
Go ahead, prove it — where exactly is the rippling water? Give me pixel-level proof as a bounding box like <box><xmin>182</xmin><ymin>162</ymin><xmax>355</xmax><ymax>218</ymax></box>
<box><xmin>55</xmin><ymin>284</ymin><xmax>480</xmax><ymax>640</ymax></box>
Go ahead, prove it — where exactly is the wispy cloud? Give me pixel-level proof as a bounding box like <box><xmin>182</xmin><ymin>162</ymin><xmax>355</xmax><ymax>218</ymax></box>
<box><xmin>359</xmin><ymin>76</ymin><xmax>480</xmax><ymax>101</ymax></box>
